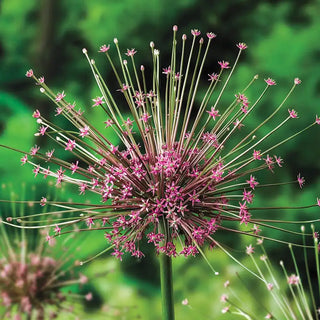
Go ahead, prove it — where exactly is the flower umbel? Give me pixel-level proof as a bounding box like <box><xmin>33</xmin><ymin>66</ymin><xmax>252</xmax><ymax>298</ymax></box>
<box><xmin>0</xmin><ymin>185</ymin><xmax>91</xmax><ymax>319</ymax></box>
<box><xmin>7</xmin><ymin>26</ymin><xmax>319</xmax><ymax>263</ymax></box>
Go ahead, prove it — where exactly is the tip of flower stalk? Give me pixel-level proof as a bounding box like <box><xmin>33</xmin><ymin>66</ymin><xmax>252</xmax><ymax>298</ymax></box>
<box><xmin>40</xmin><ymin>88</ymin><xmax>45</xmax><ymax>93</ymax></box>
<box><xmin>265</xmin><ymin>78</ymin><xmax>276</xmax><ymax>86</ymax></box>
<box><xmin>113</xmin><ymin>38</ymin><xmax>118</xmax><ymax>44</ymax></box>
<box><xmin>182</xmin><ymin>34</ymin><xmax>187</xmax><ymax>40</ymax></box>
<box><xmin>301</xmin><ymin>225</ymin><xmax>305</xmax><ymax>232</ymax></box>
<box><xmin>191</xmin><ymin>29</ymin><xmax>201</xmax><ymax>36</ymax></box>
<box><xmin>154</xmin><ymin>49</ymin><xmax>160</xmax><ymax>56</ymax></box>
<box><xmin>123</xmin><ymin>60</ymin><xmax>127</xmax><ymax>65</ymax></box>
<box><xmin>79</xmin><ymin>261</ymin><xmax>84</xmax><ymax>266</ymax></box>
<box><xmin>288</xmin><ymin>243</ymin><xmax>292</xmax><ymax>249</ymax></box>
<box><xmin>294</xmin><ymin>77</ymin><xmax>301</xmax><ymax>85</ymax></box>
<box><xmin>17</xmin><ymin>218</ymin><xmax>22</xmax><ymax>223</ymax></box>
<box><xmin>36</xmin><ymin>119</ymin><xmax>43</xmax><ymax>124</ymax></box>
<box><xmin>25</xmin><ymin>69</ymin><xmax>33</xmax><ymax>77</ymax></box>
<box><xmin>279</xmin><ymin>260</ymin><xmax>284</xmax><ymax>266</ymax></box>
<box><xmin>207</xmin><ymin>32</ymin><xmax>216</xmax><ymax>39</ymax></box>
<box><xmin>173</xmin><ymin>25</ymin><xmax>178</xmax><ymax>32</ymax></box>
<box><xmin>56</xmin><ymin>136</ymin><xmax>61</xmax><ymax>141</ymax></box>
<box><xmin>82</xmin><ymin>48</ymin><xmax>87</xmax><ymax>54</ymax></box>
<box><xmin>254</xmin><ymin>74</ymin><xmax>259</xmax><ymax>79</ymax></box>
<box><xmin>199</xmin><ymin>37</ymin><xmax>204</xmax><ymax>44</ymax></box>
<box><xmin>236</xmin><ymin>42</ymin><xmax>248</xmax><ymax>50</ymax></box>
<box><xmin>6</xmin><ymin>217</ymin><xmax>12</xmax><ymax>222</ymax></box>
<box><xmin>91</xmin><ymin>59</ymin><xmax>95</xmax><ymax>65</ymax></box>
<box><xmin>215</xmin><ymin>271</ymin><xmax>219</xmax><ymax>276</ymax></box>
<box><xmin>140</xmin><ymin>65</ymin><xmax>144</xmax><ymax>71</ymax></box>
<box><xmin>150</xmin><ymin>41</ymin><xmax>154</xmax><ymax>48</ymax></box>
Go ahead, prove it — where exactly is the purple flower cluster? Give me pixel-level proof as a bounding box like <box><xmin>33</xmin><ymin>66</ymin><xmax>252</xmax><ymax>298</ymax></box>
<box><xmin>18</xmin><ymin>26</ymin><xmax>320</xmax><ymax>261</ymax></box>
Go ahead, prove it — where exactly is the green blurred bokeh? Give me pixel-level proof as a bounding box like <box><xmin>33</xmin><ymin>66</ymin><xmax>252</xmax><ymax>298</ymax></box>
<box><xmin>0</xmin><ymin>0</ymin><xmax>319</xmax><ymax>319</ymax></box>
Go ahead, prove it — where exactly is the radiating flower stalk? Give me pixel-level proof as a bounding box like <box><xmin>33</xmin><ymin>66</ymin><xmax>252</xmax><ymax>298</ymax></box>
<box><xmin>220</xmin><ymin>225</ymin><xmax>320</xmax><ymax>319</ymax></box>
<box><xmin>1</xmin><ymin>25</ymin><xmax>320</xmax><ymax>319</ymax></box>
<box><xmin>0</xmin><ymin>184</ymin><xmax>91</xmax><ymax>320</ymax></box>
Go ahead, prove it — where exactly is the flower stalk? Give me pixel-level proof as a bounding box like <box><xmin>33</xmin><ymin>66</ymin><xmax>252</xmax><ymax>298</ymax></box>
<box><xmin>159</xmin><ymin>252</ymin><xmax>175</xmax><ymax>320</ymax></box>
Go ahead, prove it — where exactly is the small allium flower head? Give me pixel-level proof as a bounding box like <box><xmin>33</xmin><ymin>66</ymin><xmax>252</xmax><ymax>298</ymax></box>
<box><xmin>17</xmin><ymin>26</ymin><xmax>319</xmax><ymax>263</ymax></box>
<box><xmin>208</xmin><ymin>73</ymin><xmax>219</xmax><ymax>82</ymax></box>
<box><xmin>287</xmin><ymin>274</ymin><xmax>300</xmax><ymax>285</ymax></box>
<box><xmin>25</xmin><ymin>69</ymin><xmax>33</xmax><ymax>77</ymax></box>
<box><xmin>125</xmin><ymin>48</ymin><xmax>137</xmax><ymax>57</ymax></box>
<box><xmin>0</xmin><ymin>187</ymin><xmax>91</xmax><ymax>319</ymax></box>
<box><xmin>246</xmin><ymin>244</ymin><xmax>254</xmax><ymax>255</ymax></box>
<box><xmin>92</xmin><ymin>96</ymin><xmax>105</xmax><ymax>107</ymax></box>
<box><xmin>220</xmin><ymin>294</ymin><xmax>228</xmax><ymax>302</ymax></box>
<box><xmin>236</xmin><ymin>42</ymin><xmax>248</xmax><ymax>50</ymax></box>
<box><xmin>206</xmin><ymin>32</ymin><xmax>216</xmax><ymax>39</ymax></box>
<box><xmin>32</xmin><ymin>109</ymin><xmax>40</xmax><ymax>118</ymax></box>
<box><xmin>297</xmin><ymin>173</ymin><xmax>305</xmax><ymax>188</ymax></box>
<box><xmin>218</xmin><ymin>60</ymin><xmax>230</xmax><ymax>69</ymax></box>
<box><xmin>99</xmin><ymin>44</ymin><xmax>110</xmax><ymax>53</ymax></box>
<box><xmin>40</xmin><ymin>76</ymin><xmax>45</xmax><ymax>82</ymax></box>
<box><xmin>294</xmin><ymin>77</ymin><xmax>301</xmax><ymax>85</ymax></box>
<box><xmin>221</xmin><ymin>306</ymin><xmax>230</xmax><ymax>313</ymax></box>
<box><xmin>267</xmin><ymin>283</ymin><xmax>274</xmax><ymax>291</ymax></box>
<box><xmin>288</xmin><ymin>108</ymin><xmax>298</xmax><ymax>118</ymax></box>
<box><xmin>191</xmin><ymin>29</ymin><xmax>201</xmax><ymax>36</ymax></box>
<box><xmin>265</xmin><ymin>78</ymin><xmax>276</xmax><ymax>86</ymax></box>
<box><xmin>40</xmin><ymin>196</ymin><xmax>47</xmax><ymax>206</ymax></box>
<box><xmin>55</xmin><ymin>91</ymin><xmax>66</xmax><ymax>102</ymax></box>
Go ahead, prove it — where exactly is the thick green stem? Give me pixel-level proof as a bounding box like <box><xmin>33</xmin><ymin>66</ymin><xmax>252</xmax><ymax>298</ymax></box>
<box><xmin>159</xmin><ymin>253</ymin><xmax>175</xmax><ymax>320</ymax></box>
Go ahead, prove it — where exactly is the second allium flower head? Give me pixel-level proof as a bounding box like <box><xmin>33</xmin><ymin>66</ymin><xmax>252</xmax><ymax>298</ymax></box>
<box><xmin>21</xmin><ymin>26</ymin><xmax>318</xmax><ymax>260</ymax></box>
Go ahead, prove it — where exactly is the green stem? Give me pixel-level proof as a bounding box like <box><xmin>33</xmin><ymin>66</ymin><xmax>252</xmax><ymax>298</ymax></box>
<box><xmin>159</xmin><ymin>253</ymin><xmax>175</xmax><ymax>320</ymax></box>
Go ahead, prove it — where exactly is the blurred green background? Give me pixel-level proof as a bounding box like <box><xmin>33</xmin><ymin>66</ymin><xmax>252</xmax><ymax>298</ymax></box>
<box><xmin>0</xmin><ymin>0</ymin><xmax>320</xmax><ymax>319</ymax></box>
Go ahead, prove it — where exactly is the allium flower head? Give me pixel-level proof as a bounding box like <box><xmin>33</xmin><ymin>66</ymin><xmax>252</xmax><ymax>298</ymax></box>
<box><xmin>9</xmin><ymin>26</ymin><xmax>319</xmax><ymax>262</ymax></box>
<box><xmin>0</xmin><ymin>186</ymin><xmax>91</xmax><ymax>319</ymax></box>
<box><xmin>25</xmin><ymin>69</ymin><xmax>33</xmax><ymax>77</ymax></box>
<box><xmin>265</xmin><ymin>78</ymin><xmax>276</xmax><ymax>86</ymax></box>
<box><xmin>236</xmin><ymin>42</ymin><xmax>248</xmax><ymax>50</ymax></box>
<box><xmin>99</xmin><ymin>44</ymin><xmax>110</xmax><ymax>53</ymax></box>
